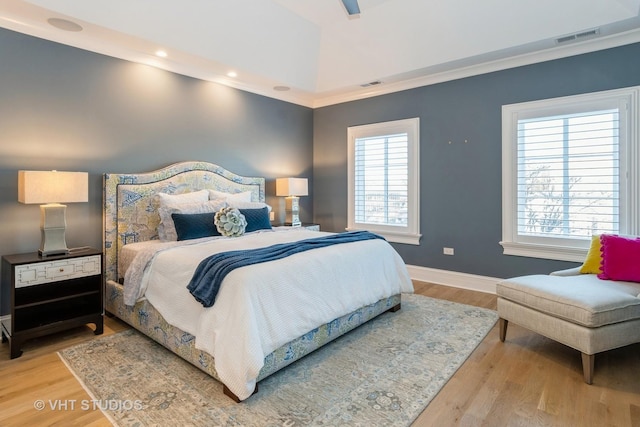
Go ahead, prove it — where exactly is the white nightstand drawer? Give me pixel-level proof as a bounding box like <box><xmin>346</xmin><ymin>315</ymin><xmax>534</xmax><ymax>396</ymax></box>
<box><xmin>15</xmin><ymin>255</ymin><xmax>101</xmax><ymax>288</ymax></box>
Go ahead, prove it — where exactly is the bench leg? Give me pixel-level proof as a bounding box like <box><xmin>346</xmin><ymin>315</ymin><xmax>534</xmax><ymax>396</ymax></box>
<box><xmin>581</xmin><ymin>353</ymin><xmax>594</xmax><ymax>384</ymax></box>
<box><xmin>499</xmin><ymin>318</ymin><xmax>508</xmax><ymax>342</ymax></box>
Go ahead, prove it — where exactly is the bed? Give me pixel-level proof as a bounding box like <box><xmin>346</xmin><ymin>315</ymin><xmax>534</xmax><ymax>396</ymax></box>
<box><xmin>103</xmin><ymin>161</ymin><xmax>413</xmax><ymax>401</ymax></box>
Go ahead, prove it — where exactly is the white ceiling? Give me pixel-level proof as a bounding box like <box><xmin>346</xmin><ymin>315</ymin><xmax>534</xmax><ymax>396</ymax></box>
<box><xmin>2</xmin><ymin>0</ymin><xmax>640</xmax><ymax>107</ymax></box>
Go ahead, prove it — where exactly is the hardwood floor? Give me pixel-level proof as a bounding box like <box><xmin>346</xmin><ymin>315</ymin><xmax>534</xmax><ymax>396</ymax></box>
<box><xmin>411</xmin><ymin>281</ymin><xmax>640</xmax><ymax>427</ymax></box>
<box><xmin>1</xmin><ymin>281</ymin><xmax>639</xmax><ymax>426</ymax></box>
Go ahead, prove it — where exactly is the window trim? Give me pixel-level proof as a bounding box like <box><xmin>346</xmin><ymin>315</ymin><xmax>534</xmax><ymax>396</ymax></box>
<box><xmin>501</xmin><ymin>86</ymin><xmax>639</xmax><ymax>262</ymax></box>
<box><xmin>347</xmin><ymin>118</ymin><xmax>421</xmax><ymax>245</ymax></box>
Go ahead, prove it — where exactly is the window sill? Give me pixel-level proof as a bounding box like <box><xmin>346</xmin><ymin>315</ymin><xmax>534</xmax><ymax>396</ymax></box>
<box><xmin>499</xmin><ymin>241</ymin><xmax>587</xmax><ymax>262</ymax></box>
<box><xmin>346</xmin><ymin>227</ymin><xmax>421</xmax><ymax>245</ymax></box>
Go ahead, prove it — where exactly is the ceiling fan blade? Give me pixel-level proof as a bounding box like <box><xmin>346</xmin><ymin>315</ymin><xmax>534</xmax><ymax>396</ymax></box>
<box><xmin>341</xmin><ymin>0</ymin><xmax>360</xmax><ymax>15</ymax></box>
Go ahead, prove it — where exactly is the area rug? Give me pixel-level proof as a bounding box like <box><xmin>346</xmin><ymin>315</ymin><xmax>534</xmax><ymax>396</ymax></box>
<box><xmin>58</xmin><ymin>293</ymin><xmax>497</xmax><ymax>426</ymax></box>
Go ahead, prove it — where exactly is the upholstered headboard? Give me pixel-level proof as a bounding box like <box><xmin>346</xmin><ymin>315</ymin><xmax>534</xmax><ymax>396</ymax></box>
<box><xmin>103</xmin><ymin>161</ymin><xmax>265</xmax><ymax>283</ymax></box>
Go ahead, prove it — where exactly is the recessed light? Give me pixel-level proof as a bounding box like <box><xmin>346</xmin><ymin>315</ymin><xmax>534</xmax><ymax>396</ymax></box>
<box><xmin>47</xmin><ymin>18</ymin><xmax>83</xmax><ymax>32</ymax></box>
<box><xmin>227</xmin><ymin>71</ymin><xmax>238</xmax><ymax>78</ymax></box>
<box><xmin>155</xmin><ymin>50</ymin><xmax>168</xmax><ymax>58</ymax></box>
<box><xmin>273</xmin><ymin>86</ymin><xmax>290</xmax><ymax>92</ymax></box>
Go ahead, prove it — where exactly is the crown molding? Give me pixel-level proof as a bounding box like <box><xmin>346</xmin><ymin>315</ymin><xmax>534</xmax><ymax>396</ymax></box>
<box><xmin>2</xmin><ymin>7</ymin><xmax>640</xmax><ymax>109</ymax></box>
<box><xmin>311</xmin><ymin>28</ymin><xmax>640</xmax><ymax>108</ymax></box>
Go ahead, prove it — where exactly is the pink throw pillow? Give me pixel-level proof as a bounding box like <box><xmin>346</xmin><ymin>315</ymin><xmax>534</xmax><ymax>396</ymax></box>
<box><xmin>597</xmin><ymin>234</ymin><xmax>640</xmax><ymax>282</ymax></box>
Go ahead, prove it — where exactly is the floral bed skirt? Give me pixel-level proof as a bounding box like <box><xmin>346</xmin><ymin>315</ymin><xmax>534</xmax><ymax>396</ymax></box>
<box><xmin>105</xmin><ymin>279</ymin><xmax>401</xmax><ymax>385</ymax></box>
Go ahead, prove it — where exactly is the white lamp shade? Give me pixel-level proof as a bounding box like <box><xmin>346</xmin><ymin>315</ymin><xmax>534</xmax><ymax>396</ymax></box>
<box><xmin>276</xmin><ymin>177</ymin><xmax>308</xmax><ymax>197</ymax></box>
<box><xmin>18</xmin><ymin>170</ymin><xmax>88</xmax><ymax>204</ymax></box>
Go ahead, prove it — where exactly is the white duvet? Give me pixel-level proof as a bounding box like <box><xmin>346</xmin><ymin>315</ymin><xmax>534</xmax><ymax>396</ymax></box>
<box><xmin>124</xmin><ymin>228</ymin><xmax>413</xmax><ymax>400</ymax></box>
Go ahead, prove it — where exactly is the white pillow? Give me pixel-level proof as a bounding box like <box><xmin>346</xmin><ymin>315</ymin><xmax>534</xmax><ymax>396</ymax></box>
<box><xmin>156</xmin><ymin>190</ymin><xmax>210</xmax><ymax>240</ymax></box>
<box><xmin>209</xmin><ymin>189</ymin><xmax>253</xmax><ymax>203</ymax></box>
<box><xmin>158</xmin><ymin>199</ymin><xmax>227</xmax><ymax>241</ymax></box>
<box><xmin>157</xmin><ymin>189</ymin><xmax>210</xmax><ymax>207</ymax></box>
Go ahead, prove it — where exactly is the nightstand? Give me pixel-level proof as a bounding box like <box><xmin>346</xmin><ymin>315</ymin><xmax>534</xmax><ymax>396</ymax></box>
<box><xmin>0</xmin><ymin>248</ymin><xmax>103</xmax><ymax>359</ymax></box>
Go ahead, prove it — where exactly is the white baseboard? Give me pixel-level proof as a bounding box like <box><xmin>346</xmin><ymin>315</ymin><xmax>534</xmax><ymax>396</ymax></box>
<box><xmin>406</xmin><ymin>265</ymin><xmax>502</xmax><ymax>295</ymax></box>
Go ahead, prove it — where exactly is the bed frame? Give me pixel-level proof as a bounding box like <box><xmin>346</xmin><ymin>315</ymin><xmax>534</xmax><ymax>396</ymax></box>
<box><xmin>103</xmin><ymin>161</ymin><xmax>401</xmax><ymax>401</ymax></box>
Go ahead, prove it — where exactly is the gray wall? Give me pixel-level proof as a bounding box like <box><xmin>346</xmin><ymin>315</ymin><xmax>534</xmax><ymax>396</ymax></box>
<box><xmin>313</xmin><ymin>42</ymin><xmax>640</xmax><ymax>279</ymax></box>
<box><xmin>3</xmin><ymin>26</ymin><xmax>640</xmax><ymax>282</ymax></box>
<box><xmin>0</xmin><ymin>28</ymin><xmax>313</xmax><ymax>260</ymax></box>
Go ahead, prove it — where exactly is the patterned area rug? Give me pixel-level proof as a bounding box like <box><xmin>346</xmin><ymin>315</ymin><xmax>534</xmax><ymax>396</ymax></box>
<box><xmin>58</xmin><ymin>293</ymin><xmax>497</xmax><ymax>426</ymax></box>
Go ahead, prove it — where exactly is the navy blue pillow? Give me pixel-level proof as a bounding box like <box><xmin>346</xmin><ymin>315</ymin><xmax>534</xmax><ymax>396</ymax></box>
<box><xmin>171</xmin><ymin>212</ymin><xmax>221</xmax><ymax>241</ymax></box>
<box><xmin>239</xmin><ymin>207</ymin><xmax>272</xmax><ymax>233</ymax></box>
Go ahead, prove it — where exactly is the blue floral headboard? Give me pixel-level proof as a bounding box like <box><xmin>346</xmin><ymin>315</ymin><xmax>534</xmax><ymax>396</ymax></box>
<box><xmin>103</xmin><ymin>161</ymin><xmax>265</xmax><ymax>283</ymax></box>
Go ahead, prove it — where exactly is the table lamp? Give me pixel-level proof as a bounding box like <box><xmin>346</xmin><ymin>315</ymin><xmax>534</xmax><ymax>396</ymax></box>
<box><xmin>276</xmin><ymin>177</ymin><xmax>308</xmax><ymax>227</ymax></box>
<box><xmin>18</xmin><ymin>170</ymin><xmax>89</xmax><ymax>256</ymax></box>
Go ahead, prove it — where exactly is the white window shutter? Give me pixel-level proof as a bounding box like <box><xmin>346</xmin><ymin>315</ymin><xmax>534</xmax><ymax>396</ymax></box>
<box><xmin>348</xmin><ymin>118</ymin><xmax>421</xmax><ymax>245</ymax></box>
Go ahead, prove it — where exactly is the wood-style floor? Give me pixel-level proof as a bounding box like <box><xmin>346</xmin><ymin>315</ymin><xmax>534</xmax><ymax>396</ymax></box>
<box><xmin>1</xmin><ymin>281</ymin><xmax>639</xmax><ymax>426</ymax></box>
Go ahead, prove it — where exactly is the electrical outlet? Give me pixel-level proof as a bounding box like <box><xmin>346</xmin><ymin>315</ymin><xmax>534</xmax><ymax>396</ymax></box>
<box><xmin>443</xmin><ymin>247</ymin><xmax>454</xmax><ymax>255</ymax></box>
<box><xmin>269</xmin><ymin>211</ymin><xmax>275</xmax><ymax>221</ymax></box>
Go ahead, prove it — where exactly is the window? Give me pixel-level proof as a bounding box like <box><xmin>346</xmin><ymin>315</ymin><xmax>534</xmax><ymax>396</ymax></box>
<box><xmin>347</xmin><ymin>118</ymin><xmax>421</xmax><ymax>245</ymax></box>
<box><xmin>501</xmin><ymin>87</ymin><xmax>639</xmax><ymax>261</ymax></box>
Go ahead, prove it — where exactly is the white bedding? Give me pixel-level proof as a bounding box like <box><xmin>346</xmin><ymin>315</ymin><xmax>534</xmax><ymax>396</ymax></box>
<box><xmin>123</xmin><ymin>228</ymin><xmax>414</xmax><ymax>400</ymax></box>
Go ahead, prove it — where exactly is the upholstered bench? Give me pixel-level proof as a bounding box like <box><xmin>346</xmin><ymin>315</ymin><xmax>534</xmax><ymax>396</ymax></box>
<box><xmin>497</xmin><ymin>268</ymin><xmax>640</xmax><ymax>384</ymax></box>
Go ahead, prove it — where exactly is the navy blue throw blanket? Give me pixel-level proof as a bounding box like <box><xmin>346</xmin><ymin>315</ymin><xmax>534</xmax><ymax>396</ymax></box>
<box><xmin>187</xmin><ymin>230</ymin><xmax>384</xmax><ymax>307</ymax></box>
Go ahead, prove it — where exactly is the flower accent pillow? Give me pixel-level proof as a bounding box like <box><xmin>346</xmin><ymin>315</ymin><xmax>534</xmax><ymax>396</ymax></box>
<box><xmin>214</xmin><ymin>207</ymin><xmax>247</xmax><ymax>237</ymax></box>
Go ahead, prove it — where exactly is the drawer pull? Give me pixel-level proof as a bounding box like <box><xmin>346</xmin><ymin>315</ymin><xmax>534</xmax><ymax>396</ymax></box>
<box><xmin>59</xmin><ymin>268</ymin><xmax>65</xmax><ymax>272</ymax></box>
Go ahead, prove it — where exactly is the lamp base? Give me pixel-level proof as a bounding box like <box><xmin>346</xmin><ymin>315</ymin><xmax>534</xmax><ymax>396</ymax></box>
<box><xmin>39</xmin><ymin>231</ymin><xmax>69</xmax><ymax>256</ymax></box>
<box><xmin>284</xmin><ymin>196</ymin><xmax>302</xmax><ymax>227</ymax></box>
<box><xmin>39</xmin><ymin>203</ymin><xmax>69</xmax><ymax>257</ymax></box>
